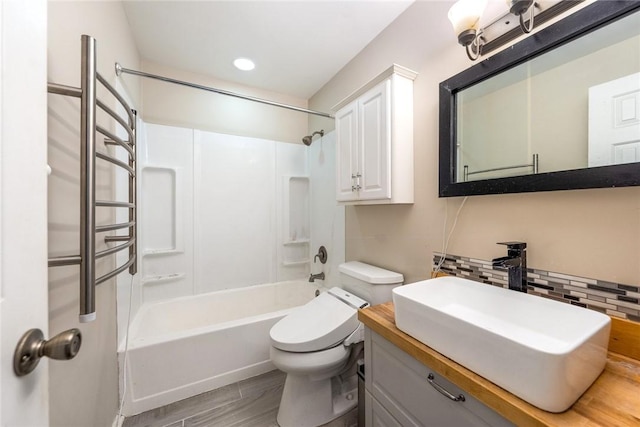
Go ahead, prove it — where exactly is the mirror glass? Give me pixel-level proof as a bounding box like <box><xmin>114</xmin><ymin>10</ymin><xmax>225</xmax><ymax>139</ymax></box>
<box><xmin>453</xmin><ymin>5</ymin><xmax>640</xmax><ymax>184</ymax></box>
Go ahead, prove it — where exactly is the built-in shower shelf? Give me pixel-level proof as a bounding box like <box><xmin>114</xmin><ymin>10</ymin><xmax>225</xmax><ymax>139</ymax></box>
<box><xmin>282</xmin><ymin>260</ymin><xmax>310</xmax><ymax>267</ymax></box>
<box><xmin>143</xmin><ymin>249</ymin><xmax>184</xmax><ymax>257</ymax></box>
<box><xmin>283</xmin><ymin>239</ymin><xmax>310</xmax><ymax>246</ymax></box>
<box><xmin>142</xmin><ymin>273</ymin><xmax>186</xmax><ymax>284</ymax></box>
<box><xmin>282</xmin><ymin>176</ymin><xmax>310</xmax><ymax>266</ymax></box>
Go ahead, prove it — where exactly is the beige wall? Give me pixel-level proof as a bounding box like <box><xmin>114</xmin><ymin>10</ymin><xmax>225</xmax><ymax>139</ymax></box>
<box><xmin>47</xmin><ymin>2</ymin><xmax>140</xmax><ymax>426</ymax></box>
<box><xmin>310</xmin><ymin>2</ymin><xmax>640</xmax><ymax>288</ymax></box>
<box><xmin>140</xmin><ymin>60</ymin><xmax>311</xmax><ymax>144</ymax></box>
<box><xmin>460</xmin><ymin>80</ymin><xmax>530</xmax><ymax>180</ymax></box>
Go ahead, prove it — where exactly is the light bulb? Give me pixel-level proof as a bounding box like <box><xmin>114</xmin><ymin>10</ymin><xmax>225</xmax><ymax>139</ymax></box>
<box><xmin>233</xmin><ymin>58</ymin><xmax>255</xmax><ymax>71</ymax></box>
<box><xmin>448</xmin><ymin>0</ymin><xmax>488</xmax><ymax>37</ymax></box>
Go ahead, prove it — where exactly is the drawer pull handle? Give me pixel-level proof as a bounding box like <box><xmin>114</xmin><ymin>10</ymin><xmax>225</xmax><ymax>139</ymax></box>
<box><xmin>427</xmin><ymin>373</ymin><xmax>465</xmax><ymax>402</ymax></box>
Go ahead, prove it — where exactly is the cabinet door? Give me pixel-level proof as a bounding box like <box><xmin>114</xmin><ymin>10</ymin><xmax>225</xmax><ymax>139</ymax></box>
<box><xmin>366</xmin><ymin>329</ymin><xmax>514</xmax><ymax>427</ymax></box>
<box><xmin>366</xmin><ymin>390</ymin><xmax>403</xmax><ymax>427</ymax></box>
<box><xmin>335</xmin><ymin>99</ymin><xmax>359</xmax><ymax>202</ymax></box>
<box><xmin>358</xmin><ymin>79</ymin><xmax>391</xmax><ymax>201</ymax></box>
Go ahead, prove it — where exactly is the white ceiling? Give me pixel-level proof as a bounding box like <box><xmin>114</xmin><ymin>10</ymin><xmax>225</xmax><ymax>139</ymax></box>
<box><xmin>122</xmin><ymin>0</ymin><xmax>417</xmax><ymax>99</ymax></box>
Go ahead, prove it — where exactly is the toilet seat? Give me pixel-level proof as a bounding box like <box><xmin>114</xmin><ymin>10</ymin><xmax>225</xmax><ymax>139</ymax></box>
<box><xmin>270</xmin><ymin>344</ymin><xmax>350</xmax><ymax>377</ymax></box>
<box><xmin>270</xmin><ymin>287</ymin><xmax>366</xmax><ymax>352</ymax></box>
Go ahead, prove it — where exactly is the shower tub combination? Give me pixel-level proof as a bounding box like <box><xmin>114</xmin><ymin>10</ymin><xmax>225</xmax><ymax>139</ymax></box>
<box><xmin>119</xmin><ymin>280</ymin><xmax>323</xmax><ymax>416</ymax></box>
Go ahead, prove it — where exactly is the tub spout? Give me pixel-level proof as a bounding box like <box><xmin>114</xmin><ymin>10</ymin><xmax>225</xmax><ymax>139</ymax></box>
<box><xmin>309</xmin><ymin>272</ymin><xmax>325</xmax><ymax>282</ymax></box>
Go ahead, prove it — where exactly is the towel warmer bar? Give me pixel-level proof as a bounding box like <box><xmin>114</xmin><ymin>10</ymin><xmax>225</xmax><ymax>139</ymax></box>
<box><xmin>47</xmin><ymin>35</ymin><xmax>137</xmax><ymax>322</ymax></box>
<box><xmin>463</xmin><ymin>154</ymin><xmax>539</xmax><ymax>182</ymax></box>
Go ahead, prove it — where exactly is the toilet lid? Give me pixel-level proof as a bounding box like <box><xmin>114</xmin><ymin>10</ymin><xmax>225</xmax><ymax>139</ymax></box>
<box><xmin>270</xmin><ymin>288</ymin><xmax>364</xmax><ymax>352</ymax></box>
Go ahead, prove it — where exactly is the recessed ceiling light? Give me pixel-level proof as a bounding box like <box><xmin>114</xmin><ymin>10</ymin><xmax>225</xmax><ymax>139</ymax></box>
<box><xmin>233</xmin><ymin>58</ymin><xmax>255</xmax><ymax>71</ymax></box>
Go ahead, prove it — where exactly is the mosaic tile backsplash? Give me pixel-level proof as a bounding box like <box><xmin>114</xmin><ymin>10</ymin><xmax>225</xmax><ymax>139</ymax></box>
<box><xmin>433</xmin><ymin>252</ymin><xmax>640</xmax><ymax>323</ymax></box>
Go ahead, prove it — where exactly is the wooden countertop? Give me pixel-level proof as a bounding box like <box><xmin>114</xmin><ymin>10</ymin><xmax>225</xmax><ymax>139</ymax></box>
<box><xmin>359</xmin><ymin>302</ymin><xmax>640</xmax><ymax>427</ymax></box>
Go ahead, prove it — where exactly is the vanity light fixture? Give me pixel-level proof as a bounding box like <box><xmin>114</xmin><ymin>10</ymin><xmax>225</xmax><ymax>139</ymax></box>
<box><xmin>233</xmin><ymin>57</ymin><xmax>255</xmax><ymax>71</ymax></box>
<box><xmin>508</xmin><ymin>0</ymin><xmax>535</xmax><ymax>33</ymax></box>
<box><xmin>448</xmin><ymin>0</ymin><xmax>582</xmax><ymax>61</ymax></box>
<box><xmin>448</xmin><ymin>0</ymin><xmax>488</xmax><ymax>60</ymax></box>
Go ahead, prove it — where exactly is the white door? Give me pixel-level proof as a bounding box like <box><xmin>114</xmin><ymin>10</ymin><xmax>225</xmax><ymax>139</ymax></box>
<box><xmin>358</xmin><ymin>79</ymin><xmax>391</xmax><ymax>201</ymax></box>
<box><xmin>588</xmin><ymin>72</ymin><xmax>640</xmax><ymax>167</ymax></box>
<box><xmin>335</xmin><ymin>100</ymin><xmax>359</xmax><ymax>202</ymax></box>
<box><xmin>0</xmin><ymin>0</ymin><xmax>49</xmax><ymax>425</ymax></box>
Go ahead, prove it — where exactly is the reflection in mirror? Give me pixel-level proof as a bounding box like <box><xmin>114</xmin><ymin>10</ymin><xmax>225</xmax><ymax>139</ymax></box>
<box><xmin>455</xmin><ymin>7</ymin><xmax>640</xmax><ymax>183</ymax></box>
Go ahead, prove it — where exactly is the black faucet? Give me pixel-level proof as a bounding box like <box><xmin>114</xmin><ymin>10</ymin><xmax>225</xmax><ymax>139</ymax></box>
<box><xmin>492</xmin><ymin>242</ymin><xmax>527</xmax><ymax>292</ymax></box>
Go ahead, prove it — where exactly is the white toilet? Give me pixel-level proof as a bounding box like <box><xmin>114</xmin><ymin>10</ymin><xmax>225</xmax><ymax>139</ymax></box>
<box><xmin>269</xmin><ymin>261</ymin><xmax>403</xmax><ymax>427</ymax></box>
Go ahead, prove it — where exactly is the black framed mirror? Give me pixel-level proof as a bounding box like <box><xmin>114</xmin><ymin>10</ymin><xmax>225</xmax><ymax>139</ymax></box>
<box><xmin>439</xmin><ymin>1</ymin><xmax>640</xmax><ymax>197</ymax></box>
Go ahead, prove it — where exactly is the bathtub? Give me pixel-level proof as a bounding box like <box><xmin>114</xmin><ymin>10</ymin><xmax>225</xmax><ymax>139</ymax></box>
<box><xmin>119</xmin><ymin>280</ymin><xmax>323</xmax><ymax>416</ymax></box>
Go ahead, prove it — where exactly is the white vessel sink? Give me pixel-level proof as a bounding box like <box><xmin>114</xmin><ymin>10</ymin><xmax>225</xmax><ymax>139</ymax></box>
<box><xmin>393</xmin><ymin>276</ymin><xmax>611</xmax><ymax>413</ymax></box>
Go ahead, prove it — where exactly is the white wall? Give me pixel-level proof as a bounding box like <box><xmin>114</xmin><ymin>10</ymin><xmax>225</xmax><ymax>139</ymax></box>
<box><xmin>136</xmin><ymin>124</ymin><xmax>195</xmax><ymax>305</ymax></box>
<box><xmin>195</xmin><ymin>130</ymin><xmax>280</xmax><ymax>292</ymax></box>
<box><xmin>310</xmin><ymin>1</ymin><xmax>640</xmax><ymax>288</ymax></box>
<box><xmin>47</xmin><ymin>1</ymin><xmax>140</xmax><ymax>426</ymax></box>
<box><xmin>133</xmin><ymin>124</ymin><xmax>331</xmax><ymax>302</ymax></box>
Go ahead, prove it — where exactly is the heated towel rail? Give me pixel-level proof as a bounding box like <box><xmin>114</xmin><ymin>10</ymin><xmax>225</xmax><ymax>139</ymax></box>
<box><xmin>48</xmin><ymin>35</ymin><xmax>137</xmax><ymax>322</ymax></box>
<box><xmin>463</xmin><ymin>154</ymin><xmax>539</xmax><ymax>182</ymax></box>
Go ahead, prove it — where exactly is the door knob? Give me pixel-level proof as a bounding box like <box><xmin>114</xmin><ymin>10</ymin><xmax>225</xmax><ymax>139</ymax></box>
<box><xmin>13</xmin><ymin>328</ymin><xmax>82</xmax><ymax>376</ymax></box>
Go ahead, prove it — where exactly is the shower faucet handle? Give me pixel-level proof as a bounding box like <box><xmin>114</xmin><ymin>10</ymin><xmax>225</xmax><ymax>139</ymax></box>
<box><xmin>314</xmin><ymin>246</ymin><xmax>328</xmax><ymax>264</ymax></box>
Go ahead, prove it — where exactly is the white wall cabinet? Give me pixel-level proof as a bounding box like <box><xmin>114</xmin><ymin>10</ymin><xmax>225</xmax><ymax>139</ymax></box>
<box><xmin>334</xmin><ymin>65</ymin><xmax>417</xmax><ymax>205</ymax></box>
<box><xmin>364</xmin><ymin>328</ymin><xmax>514</xmax><ymax>427</ymax></box>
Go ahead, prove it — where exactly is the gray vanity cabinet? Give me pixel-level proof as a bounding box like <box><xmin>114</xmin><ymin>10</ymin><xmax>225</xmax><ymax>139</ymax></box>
<box><xmin>364</xmin><ymin>328</ymin><xmax>514</xmax><ymax>427</ymax></box>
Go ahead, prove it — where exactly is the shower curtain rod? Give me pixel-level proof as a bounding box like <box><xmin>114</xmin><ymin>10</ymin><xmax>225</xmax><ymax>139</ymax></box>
<box><xmin>115</xmin><ymin>63</ymin><xmax>334</xmax><ymax>119</ymax></box>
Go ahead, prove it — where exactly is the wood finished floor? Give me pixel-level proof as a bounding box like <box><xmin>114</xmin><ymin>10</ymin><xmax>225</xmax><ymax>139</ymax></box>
<box><xmin>123</xmin><ymin>370</ymin><xmax>358</xmax><ymax>427</ymax></box>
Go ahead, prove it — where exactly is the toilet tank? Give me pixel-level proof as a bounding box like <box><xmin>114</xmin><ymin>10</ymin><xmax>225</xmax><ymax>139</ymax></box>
<box><xmin>339</xmin><ymin>261</ymin><xmax>404</xmax><ymax>305</ymax></box>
